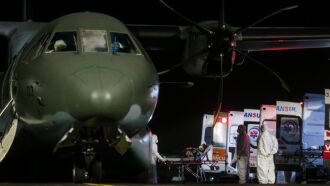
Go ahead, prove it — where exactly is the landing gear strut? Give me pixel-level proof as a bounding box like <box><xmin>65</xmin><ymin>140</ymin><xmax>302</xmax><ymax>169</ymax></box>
<box><xmin>72</xmin><ymin>147</ymin><xmax>103</xmax><ymax>183</ymax></box>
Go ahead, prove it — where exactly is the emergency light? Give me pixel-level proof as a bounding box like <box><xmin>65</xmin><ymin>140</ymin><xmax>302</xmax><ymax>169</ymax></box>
<box><xmin>220</xmin><ymin>117</ymin><xmax>227</xmax><ymax>124</ymax></box>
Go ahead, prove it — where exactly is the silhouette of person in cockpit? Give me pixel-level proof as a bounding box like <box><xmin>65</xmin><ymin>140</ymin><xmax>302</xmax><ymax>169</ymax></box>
<box><xmin>54</xmin><ymin>39</ymin><xmax>67</xmax><ymax>52</ymax></box>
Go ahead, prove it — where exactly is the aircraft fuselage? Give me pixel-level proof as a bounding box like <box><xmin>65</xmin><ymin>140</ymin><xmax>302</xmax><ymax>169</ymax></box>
<box><xmin>0</xmin><ymin>12</ymin><xmax>159</xmax><ymax>182</ymax></box>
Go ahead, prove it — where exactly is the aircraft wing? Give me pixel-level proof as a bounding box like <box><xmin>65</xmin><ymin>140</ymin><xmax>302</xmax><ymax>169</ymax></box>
<box><xmin>0</xmin><ymin>22</ymin><xmax>23</xmax><ymax>37</ymax></box>
<box><xmin>128</xmin><ymin>24</ymin><xmax>189</xmax><ymax>53</ymax></box>
<box><xmin>0</xmin><ymin>22</ymin><xmax>46</xmax><ymax>60</ymax></box>
<box><xmin>237</xmin><ymin>27</ymin><xmax>330</xmax><ymax>52</ymax></box>
<box><xmin>128</xmin><ymin>24</ymin><xmax>330</xmax><ymax>77</ymax></box>
<box><xmin>128</xmin><ymin>24</ymin><xmax>330</xmax><ymax>53</ymax></box>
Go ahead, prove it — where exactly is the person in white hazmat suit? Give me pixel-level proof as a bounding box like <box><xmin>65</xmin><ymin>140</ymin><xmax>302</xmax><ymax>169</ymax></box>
<box><xmin>152</xmin><ymin>134</ymin><xmax>166</xmax><ymax>163</ymax></box>
<box><xmin>257</xmin><ymin>124</ymin><xmax>278</xmax><ymax>184</ymax></box>
<box><xmin>150</xmin><ymin>134</ymin><xmax>166</xmax><ymax>184</ymax></box>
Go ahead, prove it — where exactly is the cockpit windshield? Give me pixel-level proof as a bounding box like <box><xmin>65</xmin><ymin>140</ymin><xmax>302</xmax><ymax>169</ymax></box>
<box><xmin>44</xmin><ymin>30</ymin><xmax>138</xmax><ymax>55</ymax></box>
<box><xmin>81</xmin><ymin>30</ymin><xmax>108</xmax><ymax>52</ymax></box>
<box><xmin>45</xmin><ymin>31</ymin><xmax>77</xmax><ymax>53</ymax></box>
<box><xmin>110</xmin><ymin>32</ymin><xmax>137</xmax><ymax>54</ymax></box>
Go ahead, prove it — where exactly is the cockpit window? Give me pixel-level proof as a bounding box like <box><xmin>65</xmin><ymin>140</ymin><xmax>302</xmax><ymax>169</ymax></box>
<box><xmin>81</xmin><ymin>30</ymin><xmax>108</xmax><ymax>52</ymax></box>
<box><xmin>45</xmin><ymin>32</ymin><xmax>77</xmax><ymax>53</ymax></box>
<box><xmin>110</xmin><ymin>32</ymin><xmax>137</xmax><ymax>54</ymax></box>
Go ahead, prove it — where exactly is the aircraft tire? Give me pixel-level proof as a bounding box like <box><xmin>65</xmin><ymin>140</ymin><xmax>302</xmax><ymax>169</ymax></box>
<box><xmin>90</xmin><ymin>159</ymin><xmax>102</xmax><ymax>183</ymax></box>
<box><xmin>72</xmin><ymin>163</ymin><xmax>86</xmax><ymax>183</ymax></box>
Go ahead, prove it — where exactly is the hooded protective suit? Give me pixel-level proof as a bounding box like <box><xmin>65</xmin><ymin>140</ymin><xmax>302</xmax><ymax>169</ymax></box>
<box><xmin>150</xmin><ymin>134</ymin><xmax>166</xmax><ymax>184</ymax></box>
<box><xmin>257</xmin><ymin>124</ymin><xmax>278</xmax><ymax>184</ymax></box>
<box><xmin>151</xmin><ymin>134</ymin><xmax>166</xmax><ymax>164</ymax></box>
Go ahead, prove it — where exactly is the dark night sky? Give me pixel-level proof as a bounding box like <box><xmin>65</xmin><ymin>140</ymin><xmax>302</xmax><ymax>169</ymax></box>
<box><xmin>1</xmin><ymin>0</ymin><xmax>330</xmax><ymax>154</ymax></box>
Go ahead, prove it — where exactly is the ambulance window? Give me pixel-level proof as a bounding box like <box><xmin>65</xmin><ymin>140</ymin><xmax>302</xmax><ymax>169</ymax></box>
<box><xmin>229</xmin><ymin>125</ymin><xmax>238</xmax><ymax>144</ymax></box>
<box><xmin>278</xmin><ymin>117</ymin><xmax>300</xmax><ymax>143</ymax></box>
<box><xmin>81</xmin><ymin>30</ymin><xmax>108</xmax><ymax>52</ymax></box>
<box><xmin>46</xmin><ymin>31</ymin><xmax>77</xmax><ymax>53</ymax></box>
<box><xmin>110</xmin><ymin>32</ymin><xmax>137</xmax><ymax>54</ymax></box>
<box><xmin>213</xmin><ymin>123</ymin><xmax>227</xmax><ymax>148</ymax></box>
<box><xmin>204</xmin><ymin>127</ymin><xmax>213</xmax><ymax>146</ymax></box>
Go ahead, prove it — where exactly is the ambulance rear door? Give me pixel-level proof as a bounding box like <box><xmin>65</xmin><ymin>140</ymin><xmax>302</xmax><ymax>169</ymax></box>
<box><xmin>244</xmin><ymin>109</ymin><xmax>260</xmax><ymax>169</ymax></box>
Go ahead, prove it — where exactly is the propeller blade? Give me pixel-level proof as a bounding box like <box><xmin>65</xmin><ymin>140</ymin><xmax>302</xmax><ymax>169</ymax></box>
<box><xmin>213</xmin><ymin>53</ymin><xmax>224</xmax><ymax>126</ymax></box>
<box><xmin>235</xmin><ymin>49</ymin><xmax>291</xmax><ymax>93</ymax></box>
<box><xmin>158</xmin><ymin>0</ymin><xmax>213</xmax><ymax>36</ymax></box>
<box><xmin>219</xmin><ymin>0</ymin><xmax>225</xmax><ymax>29</ymax></box>
<box><xmin>159</xmin><ymin>81</ymin><xmax>194</xmax><ymax>88</ymax></box>
<box><xmin>234</xmin><ymin>5</ymin><xmax>299</xmax><ymax>34</ymax></box>
<box><xmin>157</xmin><ymin>63</ymin><xmax>182</xmax><ymax>75</ymax></box>
<box><xmin>157</xmin><ymin>48</ymin><xmax>209</xmax><ymax>75</ymax></box>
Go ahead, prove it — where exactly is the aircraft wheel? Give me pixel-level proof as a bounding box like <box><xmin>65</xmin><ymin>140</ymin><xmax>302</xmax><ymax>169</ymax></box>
<box><xmin>90</xmin><ymin>159</ymin><xmax>102</xmax><ymax>183</ymax></box>
<box><xmin>72</xmin><ymin>162</ymin><xmax>86</xmax><ymax>183</ymax></box>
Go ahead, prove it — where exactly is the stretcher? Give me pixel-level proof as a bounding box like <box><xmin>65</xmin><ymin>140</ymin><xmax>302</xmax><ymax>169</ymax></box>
<box><xmin>166</xmin><ymin>157</ymin><xmax>220</xmax><ymax>182</ymax></box>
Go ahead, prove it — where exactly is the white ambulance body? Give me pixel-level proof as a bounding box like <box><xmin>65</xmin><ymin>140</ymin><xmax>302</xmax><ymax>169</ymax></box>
<box><xmin>324</xmin><ymin>89</ymin><xmax>330</xmax><ymax>167</ymax></box>
<box><xmin>201</xmin><ymin>113</ymin><xmax>229</xmax><ymax>173</ymax></box>
<box><xmin>243</xmin><ymin>109</ymin><xmax>260</xmax><ymax>168</ymax></box>
<box><xmin>226</xmin><ymin>111</ymin><xmax>244</xmax><ymax>174</ymax></box>
<box><xmin>302</xmin><ymin>93</ymin><xmax>324</xmax><ymax>166</ymax></box>
<box><xmin>275</xmin><ymin>100</ymin><xmax>303</xmax><ymax>177</ymax></box>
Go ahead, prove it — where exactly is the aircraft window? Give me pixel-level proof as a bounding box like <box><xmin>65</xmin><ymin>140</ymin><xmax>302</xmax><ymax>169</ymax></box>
<box><xmin>81</xmin><ymin>30</ymin><xmax>108</xmax><ymax>52</ymax></box>
<box><xmin>110</xmin><ymin>32</ymin><xmax>137</xmax><ymax>54</ymax></box>
<box><xmin>46</xmin><ymin>32</ymin><xmax>77</xmax><ymax>53</ymax></box>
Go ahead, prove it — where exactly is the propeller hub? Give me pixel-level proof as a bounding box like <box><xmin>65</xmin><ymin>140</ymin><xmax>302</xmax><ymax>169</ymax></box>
<box><xmin>203</xmin><ymin>27</ymin><xmax>236</xmax><ymax>76</ymax></box>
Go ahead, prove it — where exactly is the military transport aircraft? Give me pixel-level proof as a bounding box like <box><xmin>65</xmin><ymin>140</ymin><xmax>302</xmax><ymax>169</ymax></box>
<box><xmin>1</xmin><ymin>0</ymin><xmax>330</xmax><ymax>183</ymax></box>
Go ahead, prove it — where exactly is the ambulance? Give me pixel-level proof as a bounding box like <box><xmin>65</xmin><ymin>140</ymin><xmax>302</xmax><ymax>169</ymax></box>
<box><xmin>302</xmin><ymin>93</ymin><xmax>324</xmax><ymax>165</ymax></box>
<box><xmin>301</xmin><ymin>93</ymin><xmax>325</xmax><ymax>182</ymax></box>
<box><xmin>201</xmin><ymin>112</ymin><xmax>229</xmax><ymax>173</ymax></box>
<box><xmin>200</xmin><ymin>111</ymin><xmax>245</xmax><ymax>173</ymax></box>
<box><xmin>324</xmin><ymin>89</ymin><xmax>330</xmax><ymax>168</ymax></box>
<box><xmin>275</xmin><ymin>101</ymin><xmax>303</xmax><ymax>170</ymax></box>
<box><xmin>243</xmin><ymin>109</ymin><xmax>261</xmax><ymax>169</ymax></box>
<box><xmin>226</xmin><ymin>111</ymin><xmax>244</xmax><ymax>174</ymax></box>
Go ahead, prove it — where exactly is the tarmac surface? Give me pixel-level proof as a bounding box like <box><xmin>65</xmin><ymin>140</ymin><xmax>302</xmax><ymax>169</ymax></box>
<box><xmin>0</xmin><ymin>183</ymin><xmax>330</xmax><ymax>186</ymax></box>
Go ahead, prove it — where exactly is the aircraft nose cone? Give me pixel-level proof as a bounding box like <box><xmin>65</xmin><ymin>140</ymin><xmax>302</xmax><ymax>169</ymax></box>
<box><xmin>64</xmin><ymin>67</ymin><xmax>133</xmax><ymax>120</ymax></box>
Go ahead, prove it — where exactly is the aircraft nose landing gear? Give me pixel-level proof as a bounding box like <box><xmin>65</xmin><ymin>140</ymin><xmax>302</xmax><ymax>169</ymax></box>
<box><xmin>72</xmin><ymin>147</ymin><xmax>103</xmax><ymax>183</ymax></box>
